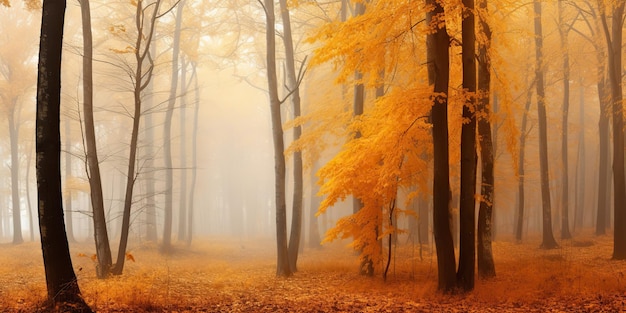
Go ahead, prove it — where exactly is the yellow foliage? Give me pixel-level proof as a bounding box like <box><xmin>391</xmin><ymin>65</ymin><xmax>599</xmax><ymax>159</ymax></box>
<box><xmin>1</xmin><ymin>0</ymin><xmax>9</xmax><ymax>7</ymax></box>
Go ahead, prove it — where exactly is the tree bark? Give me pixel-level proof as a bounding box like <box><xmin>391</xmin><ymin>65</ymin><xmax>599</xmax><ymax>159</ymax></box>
<box><xmin>595</xmin><ymin>52</ymin><xmax>609</xmax><ymax>235</ymax></box>
<box><xmin>534</xmin><ymin>0</ymin><xmax>558</xmax><ymax>249</ymax></box>
<box><xmin>457</xmin><ymin>0</ymin><xmax>477</xmax><ymax>292</ymax></box>
<box><xmin>36</xmin><ymin>0</ymin><xmax>91</xmax><ymax>309</ymax></box>
<box><xmin>187</xmin><ymin>62</ymin><xmax>199</xmax><ymax>246</ymax></box>
<box><xmin>426</xmin><ymin>0</ymin><xmax>456</xmax><ymax>293</ymax></box>
<box><xmin>516</xmin><ymin>85</ymin><xmax>532</xmax><ymax>242</ymax></box>
<box><xmin>63</xmin><ymin>118</ymin><xmax>75</xmax><ymax>243</ymax></box>
<box><xmin>178</xmin><ymin>57</ymin><xmax>188</xmax><ymax>242</ymax></box>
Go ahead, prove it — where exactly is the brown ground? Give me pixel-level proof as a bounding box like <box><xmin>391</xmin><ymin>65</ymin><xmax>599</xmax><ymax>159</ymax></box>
<box><xmin>1</xmin><ymin>232</ymin><xmax>625</xmax><ymax>312</ymax></box>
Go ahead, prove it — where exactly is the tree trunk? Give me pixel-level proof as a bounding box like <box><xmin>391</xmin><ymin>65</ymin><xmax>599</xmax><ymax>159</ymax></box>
<box><xmin>558</xmin><ymin>0</ymin><xmax>572</xmax><ymax>240</ymax></box>
<box><xmin>36</xmin><ymin>0</ymin><xmax>91</xmax><ymax>309</ymax></box>
<box><xmin>308</xmin><ymin>161</ymin><xmax>321</xmax><ymax>248</ymax></box>
<box><xmin>8</xmin><ymin>107</ymin><xmax>23</xmax><ymax>244</ymax></box>
<box><xmin>162</xmin><ymin>0</ymin><xmax>185</xmax><ymax>253</ymax></box>
<box><xmin>63</xmin><ymin>118</ymin><xmax>75</xmax><ymax>243</ymax></box>
<box><xmin>426</xmin><ymin>0</ymin><xmax>456</xmax><ymax>292</ymax></box>
<box><xmin>574</xmin><ymin>79</ymin><xmax>585</xmax><ymax>232</ymax></box>
<box><xmin>534</xmin><ymin>0</ymin><xmax>558</xmax><ymax>249</ymax></box>
<box><xmin>187</xmin><ymin>62</ymin><xmax>199</xmax><ymax>246</ymax></box>
<box><xmin>595</xmin><ymin>55</ymin><xmax>609</xmax><ymax>235</ymax></box>
<box><xmin>476</xmin><ymin>0</ymin><xmax>495</xmax><ymax>279</ymax></box>
<box><xmin>279</xmin><ymin>0</ymin><xmax>304</xmax><ymax>273</ymax></box>
<box><xmin>178</xmin><ymin>57</ymin><xmax>188</xmax><ymax>242</ymax></box>
<box><xmin>111</xmin><ymin>0</ymin><xmax>161</xmax><ymax>275</ymax></box>
<box><xmin>264</xmin><ymin>0</ymin><xmax>291</xmax><ymax>277</ymax></box>
<box><xmin>457</xmin><ymin>0</ymin><xmax>477</xmax><ymax>292</ymax></box>
<box><xmin>600</xmin><ymin>1</ymin><xmax>626</xmax><ymax>259</ymax></box>
<box><xmin>26</xmin><ymin>141</ymin><xmax>35</xmax><ymax>241</ymax></box>
<box><xmin>516</xmin><ymin>85</ymin><xmax>532</xmax><ymax>242</ymax></box>
<box><xmin>80</xmin><ymin>0</ymin><xmax>113</xmax><ymax>278</ymax></box>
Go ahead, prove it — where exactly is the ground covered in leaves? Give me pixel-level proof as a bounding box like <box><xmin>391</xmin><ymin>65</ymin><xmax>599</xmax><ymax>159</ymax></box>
<box><xmin>1</xmin><ymin>232</ymin><xmax>626</xmax><ymax>312</ymax></box>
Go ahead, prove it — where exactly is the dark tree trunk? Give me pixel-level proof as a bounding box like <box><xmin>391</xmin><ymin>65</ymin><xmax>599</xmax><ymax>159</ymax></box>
<box><xmin>600</xmin><ymin>1</ymin><xmax>626</xmax><ymax>259</ymax></box>
<box><xmin>36</xmin><ymin>0</ymin><xmax>91</xmax><ymax>309</ymax></box>
<box><xmin>264</xmin><ymin>0</ymin><xmax>291</xmax><ymax>277</ymax></box>
<box><xmin>426</xmin><ymin>0</ymin><xmax>456</xmax><ymax>293</ymax></box>
<box><xmin>80</xmin><ymin>0</ymin><xmax>113</xmax><ymax>278</ymax></box>
<box><xmin>476</xmin><ymin>0</ymin><xmax>495</xmax><ymax>279</ymax></box>
<box><xmin>534</xmin><ymin>0</ymin><xmax>558</xmax><ymax>249</ymax></box>
<box><xmin>457</xmin><ymin>0</ymin><xmax>477</xmax><ymax>292</ymax></box>
<box><xmin>558</xmin><ymin>0</ymin><xmax>572</xmax><ymax>240</ymax></box>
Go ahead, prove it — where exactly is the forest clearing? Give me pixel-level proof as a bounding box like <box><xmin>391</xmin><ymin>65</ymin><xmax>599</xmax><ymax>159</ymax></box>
<box><xmin>1</xmin><ymin>232</ymin><xmax>625</xmax><ymax>312</ymax></box>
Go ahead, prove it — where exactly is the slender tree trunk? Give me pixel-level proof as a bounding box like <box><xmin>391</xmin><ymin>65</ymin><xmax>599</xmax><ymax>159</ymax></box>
<box><xmin>476</xmin><ymin>0</ymin><xmax>495</xmax><ymax>279</ymax></box>
<box><xmin>162</xmin><ymin>0</ymin><xmax>185</xmax><ymax>253</ymax></box>
<box><xmin>264</xmin><ymin>0</ymin><xmax>291</xmax><ymax>277</ymax></box>
<box><xmin>112</xmin><ymin>0</ymin><xmax>161</xmax><ymax>275</ymax></box>
<box><xmin>516</xmin><ymin>85</ymin><xmax>532</xmax><ymax>242</ymax></box>
<box><xmin>36</xmin><ymin>0</ymin><xmax>91</xmax><ymax>309</ymax></box>
<box><xmin>534</xmin><ymin>0</ymin><xmax>558</xmax><ymax>249</ymax></box>
<box><xmin>63</xmin><ymin>118</ymin><xmax>75</xmax><ymax>243</ymax></box>
<box><xmin>178</xmin><ymin>57</ymin><xmax>188</xmax><ymax>242</ymax></box>
<box><xmin>426</xmin><ymin>0</ymin><xmax>456</xmax><ymax>292</ymax></box>
<box><xmin>558</xmin><ymin>0</ymin><xmax>572</xmax><ymax>239</ymax></box>
<box><xmin>308</xmin><ymin>161</ymin><xmax>321</xmax><ymax>248</ymax></box>
<box><xmin>457</xmin><ymin>0</ymin><xmax>477</xmax><ymax>292</ymax></box>
<box><xmin>187</xmin><ymin>62</ymin><xmax>199</xmax><ymax>246</ymax></box>
<box><xmin>26</xmin><ymin>141</ymin><xmax>34</xmax><ymax>241</ymax></box>
<box><xmin>596</xmin><ymin>58</ymin><xmax>609</xmax><ymax>235</ymax></box>
<box><xmin>278</xmin><ymin>0</ymin><xmax>304</xmax><ymax>273</ymax></box>
<box><xmin>574</xmin><ymin>79</ymin><xmax>585</xmax><ymax>232</ymax></box>
<box><xmin>8</xmin><ymin>107</ymin><xmax>23</xmax><ymax>244</ymax></box>
<box><xmin>144</xmin><ymin>42</ymin><xmax>157</xmax><ymax>242</ymax></box>
<box><xmin>80</xmin><ymin>0</ymin><xmax>113</xmax><ymax>278</ymax></box>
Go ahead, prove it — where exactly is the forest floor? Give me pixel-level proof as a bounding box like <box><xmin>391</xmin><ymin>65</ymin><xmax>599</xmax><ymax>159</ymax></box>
<box><xmin>1</xmin><ymin>231</ymin><xmax>626</xmax><ymax>312</ymax></box>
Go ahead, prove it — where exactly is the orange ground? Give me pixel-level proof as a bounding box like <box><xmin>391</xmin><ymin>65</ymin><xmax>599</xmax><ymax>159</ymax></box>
<box><xmin>1</xmin><ymin>232</ymin><xmax>625</xmax><ymax>312</ymax></box>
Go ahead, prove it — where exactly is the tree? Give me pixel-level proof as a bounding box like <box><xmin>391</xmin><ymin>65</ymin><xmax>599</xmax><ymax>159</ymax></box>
<box><xmin>162</xmin><ymin>0</ymin><xmax>186</xmax><ymax>253</ymax></box>
<box><xmin>558</xmin><ymin>0</ymin><xmax>572</xmax><ymax>240</ymax></box>
<box><xmin>279</xmin><ymin>0</ymin><xmax>304</xmax><ymax>273</ymax></box>
<box><xmin>35</xmin><ymin>0</ymin><xmax>91</xmax><ymax>310</ymax></box>
<box><xmin>457</xmin><ymin>0</ymin><xmax>478</xmax><ymax>292</ymax></box>
<box><xmin>476</xmin><ymin>0</ymin><xmax>495</xmax><ymax>278</ymax></box>
<box><xmin>426</xmin><ymin>0</ymin><xmax>456</xmax><ymax>292</ymax></box>
<box><xmin>79</xmin><ymin>0</ymin><xmax>113</xmax><ymax>278</ymax></box>
<box><xmin>533</xmin><ymin>0</ymin><xmax>558</xmax><ymax>249</ymax></box>
<box><xmin>263</xmin><ymin>0</ymin><xmax>291</xmax><ymax>277</ymax></box>
<box><xmin>599</xmin><ymin>0</ymin><xmax>626</xmax><ymax>259</ymax></box>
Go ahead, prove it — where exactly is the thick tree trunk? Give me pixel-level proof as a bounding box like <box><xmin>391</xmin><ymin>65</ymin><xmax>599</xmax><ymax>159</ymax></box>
<box><xmin>596</xmin><ymin>61</ymin><xmax>609</xmax><ymax>235</ymax></box>
<box><xmin>80</xmin><ymin>0</ymin><xmax>113</xmax><ymax>278</ymax></box>
<box><xmin>457</xmin><ymin>0</ymin><xmax>477</xmax><ymax>292</ymax></box>
<box><xmin>426</xmin><ymin>0</ymin><xmax>456</xmax><ymax>293</ymax></box>
<box><xmin>476</xmin><ymin>0</ymin><xmax>495</xmax><ymax>279</ymax></box>
<box><xmin>264</xmin><ymin>0</ymin><xmax>291</xmax><ymax>277</ymax></box>
<box><xmin>36</xmin><ymin>0</ymin><xmax>91</xmax><ymax>309</ymax></box>
<box><xmin>534</xmin><ymin>0</ymin><xmax>558</xmax><ymax>249</ymax></box>
<box><xmin>558</xmin><ymin>0</ymin><xmax>572</xmax><ymax>240</ymax></box>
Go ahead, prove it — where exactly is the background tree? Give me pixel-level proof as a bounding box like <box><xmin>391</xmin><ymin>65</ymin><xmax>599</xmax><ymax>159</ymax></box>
<box><xmin>533</xmin><ymin>0</ymin><xmax>558</xmax><ymax>249</ymax></box>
